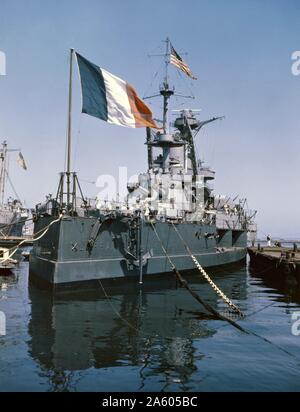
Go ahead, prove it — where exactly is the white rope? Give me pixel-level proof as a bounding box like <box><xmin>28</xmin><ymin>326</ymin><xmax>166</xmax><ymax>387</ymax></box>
<box><xmin>0</xmin><ymin>216</ymin><xmax>62</xmax><ymax>264</ymax></box>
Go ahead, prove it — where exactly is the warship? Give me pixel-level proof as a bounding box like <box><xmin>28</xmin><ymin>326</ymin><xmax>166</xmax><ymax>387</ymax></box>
<box><xmin>29</xmin><ymin>40</ymin><xmax>256</xmax><ymax>290</ymax></box>
<box><xmin>0</xmin><ymin>141</ymin><xmax>29</xmax><ymax>238</ymax></box>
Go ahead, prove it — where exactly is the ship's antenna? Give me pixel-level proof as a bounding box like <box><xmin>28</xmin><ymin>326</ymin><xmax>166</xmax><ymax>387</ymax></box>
<box><xmin>66</xmin><ymin>48</ymin><xmax>74</xmax><ymax>208</ymax></box>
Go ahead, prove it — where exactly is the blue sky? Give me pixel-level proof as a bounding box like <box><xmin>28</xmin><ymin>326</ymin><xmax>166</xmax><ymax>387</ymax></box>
<box><xmin>0</xmin><ymin>0</ymin><xmax>300</xmax><ymax>238</ymax></box>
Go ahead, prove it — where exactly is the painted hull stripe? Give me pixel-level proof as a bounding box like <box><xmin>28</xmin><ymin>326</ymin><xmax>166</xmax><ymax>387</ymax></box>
<box><xmin>33</xmin><ymin>248</ymin><xmax>245</xmax><ymax>265</ymax></box>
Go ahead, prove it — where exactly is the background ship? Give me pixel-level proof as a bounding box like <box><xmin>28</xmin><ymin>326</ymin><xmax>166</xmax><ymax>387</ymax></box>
<box><xmin>0</xmin><ymin>141</ymin><xmax>29</xmax><ymax>238</ymax></box>
<box><xmin>29</xmin><ymin>41</ymin><xmax>257</xmax><ymax>290</ymax></box>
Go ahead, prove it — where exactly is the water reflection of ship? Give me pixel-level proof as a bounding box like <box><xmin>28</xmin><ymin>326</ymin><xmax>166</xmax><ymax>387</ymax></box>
<box><xmin>28</xmin><ymin>264</ymin><xmax>247</xmax><ymax>391</ymax></box>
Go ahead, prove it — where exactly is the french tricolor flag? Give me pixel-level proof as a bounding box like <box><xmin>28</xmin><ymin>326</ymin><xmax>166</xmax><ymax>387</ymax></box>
<box><xmin>75</xmin><ymin>52</ymin><xmax>158</xmax><ymax>129</ymax></box>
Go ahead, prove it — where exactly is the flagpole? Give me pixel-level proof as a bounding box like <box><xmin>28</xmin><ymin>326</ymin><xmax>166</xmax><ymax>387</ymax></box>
<box><xmin>66</xmin><ymin>48</ymin><xmax>74</xmax><ymax>209</ymax></box>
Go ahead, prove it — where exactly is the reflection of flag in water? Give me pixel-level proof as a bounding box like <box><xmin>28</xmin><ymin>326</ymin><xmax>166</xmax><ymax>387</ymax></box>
<box><xmin>170</xmin><ymin>43</ymin><xmax>197</xmax><ymax>80</ymax></box>
<box><xmin>17</xmin><ymin>152</ymin><xmax>27</xmax><ymax>170</ymax></box>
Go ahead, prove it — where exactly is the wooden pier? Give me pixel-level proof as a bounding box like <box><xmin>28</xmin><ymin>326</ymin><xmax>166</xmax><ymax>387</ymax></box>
<box><xmin>248</xmin><ymin>246</ymin><xmax>300</xmax><ymax>290</ymax></box>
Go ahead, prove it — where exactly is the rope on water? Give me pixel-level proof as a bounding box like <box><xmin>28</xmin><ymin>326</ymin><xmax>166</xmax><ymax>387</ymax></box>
<box><xmin>171</xmin><ymin>222</ymin><xmax>244</xmax><ymax>317</ymax></box>
<box><xmin>97</xmin><ymin>279</ymin><xmax>139</xmax><ymax>332</ymax></box>
<box><xmin>150</xmin><ymin>222</ymin><xmax>248</xmax><ymax>333</ymax></box>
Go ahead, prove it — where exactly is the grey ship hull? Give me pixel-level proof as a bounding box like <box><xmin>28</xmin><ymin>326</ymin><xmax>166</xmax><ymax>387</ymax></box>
<box><xmin>29</xmin><ymin>215</ymin><xmax>247</xmax><ymax>290</ymax></box>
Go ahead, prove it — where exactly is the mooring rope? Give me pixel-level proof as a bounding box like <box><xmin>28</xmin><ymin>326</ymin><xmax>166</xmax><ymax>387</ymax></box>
<box><xmin>0</xmin><ymin>216</ymin><xmax>62</xmax><ymax>264</ymax></box>
<box><xmin>150</xmin><ymin>222</ymin><xmax>247</xmax><ymax>333</ymax></box>
<box><xmin>97</xmin><ymin>279</ymin><xmax>139</xmax><ymax>332</ymax></box>
<box><xmin>170</xmin><ymin>222</ymin><xmax>244</xmax><ymax>317</ymax></box>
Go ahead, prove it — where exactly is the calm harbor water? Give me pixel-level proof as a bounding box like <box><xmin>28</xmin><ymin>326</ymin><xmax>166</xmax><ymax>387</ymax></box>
<box><xmin>0</xmin><ymin>257</ymin><xmax>300</xmax><ymax>392</ymax></box>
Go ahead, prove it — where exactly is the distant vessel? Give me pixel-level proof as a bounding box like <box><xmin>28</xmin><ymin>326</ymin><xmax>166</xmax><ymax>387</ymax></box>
<box><xmin>0</xmin><ymin>141</ymin><xmax>29</xmax><ymax>238</ymax></box>
<box><xmin>30</xmin><ymin>40</ymin><xmax>257</xmax><ymax>290</ymax></box>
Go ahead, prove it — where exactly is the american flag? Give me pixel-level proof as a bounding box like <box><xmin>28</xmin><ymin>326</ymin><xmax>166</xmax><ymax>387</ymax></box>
<box><xmin>170</xmin><ymin>44</ymin><xmax>197</xmax><ymax>80</ymax></box>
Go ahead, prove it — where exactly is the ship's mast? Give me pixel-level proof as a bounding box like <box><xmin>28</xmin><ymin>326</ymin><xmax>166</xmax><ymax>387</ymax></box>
<box><xmin>66</xmin><ymin>48</ymin><xmax>74</xmax><ymax>208</ymax></box>
<box><xmin>0</xmin><ymin>141</ymin><xmax>21</xmax><ymax>205</ymax></box>
<box><xmin>55</xmin><ymin>48</ymin><xmax>87</xmax><ymax>215</ymax></box>
<box><xmin>160</xmin><ymin>37</ymin><xmax>174</xmax><ymax>133</ymax></box>
<box><xmin>0</xmin><ymin>141</ymin><xmax>7</xmax><ymax>205</ymax></box>
<box><xmin>144</xmin><ymin>38</ymin><xmax>204</xmax><ymax>176</ymax></box>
